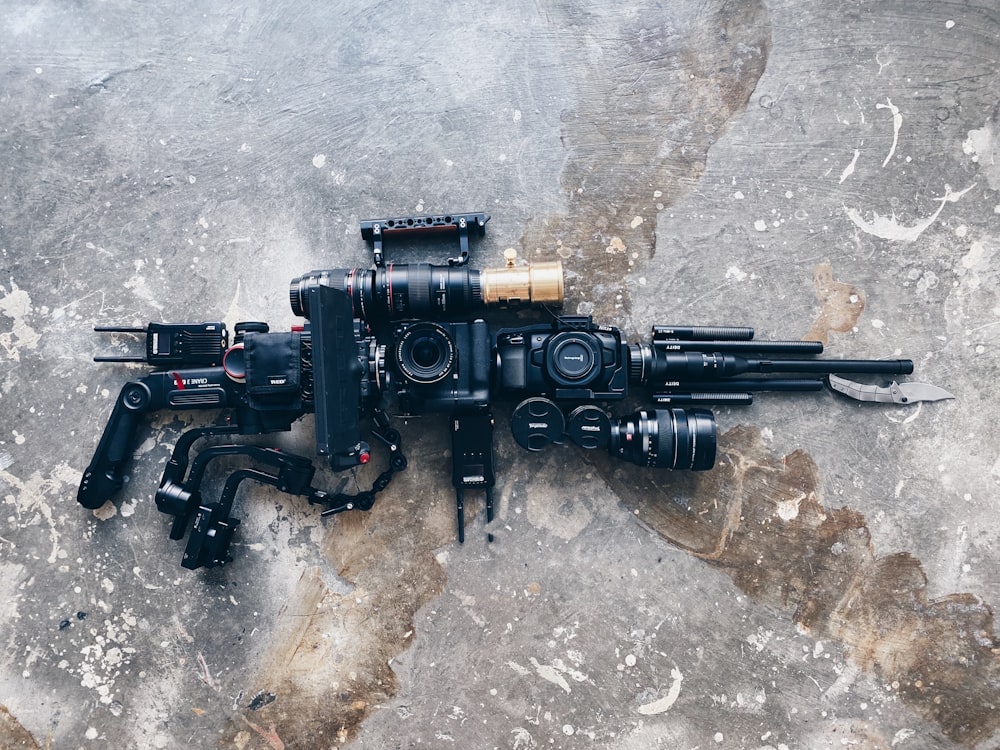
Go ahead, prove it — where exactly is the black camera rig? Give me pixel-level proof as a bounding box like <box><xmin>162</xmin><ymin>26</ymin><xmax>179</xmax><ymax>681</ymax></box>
<box><xmin>78</xmin><ymin>283</ymin><xmax>411</xmax><ymax>568</ymax></box>
<box><xmin>77</xmin><ymin>211</ymin><xmax>954</xmax><ymax>569</ymax></box>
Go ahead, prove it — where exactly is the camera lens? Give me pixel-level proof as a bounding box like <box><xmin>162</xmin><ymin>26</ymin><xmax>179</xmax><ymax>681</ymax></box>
<box><xmin>289</xmin><ymin>261</ymin><xmax>564</xmax><ymax>323</ymax></box>
<box><xmin>545</xmin><ymin>332</ymin><xmax>602</xmax><ymax>387</ymax></box>
<box><xmin>609</xmin><ymin>408</ymin><xmax>716</xmax><ymax>470</ymax></box>
<box><xmin>394</xmin><ymin>322</ymin><xmax>456</xmax><ymax>385</ymax></box>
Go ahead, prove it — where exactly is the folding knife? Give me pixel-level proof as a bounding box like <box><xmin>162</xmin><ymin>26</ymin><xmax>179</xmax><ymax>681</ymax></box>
<box><xmin>827</xmin><ymin>374</ymin><xmax>955</xmax><ymax>404</ymax></box>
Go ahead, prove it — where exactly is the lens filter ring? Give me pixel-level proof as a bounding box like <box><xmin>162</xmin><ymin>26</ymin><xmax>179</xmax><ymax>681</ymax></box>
<box><xmin>659</xmin><ymin>408</ymin><xmax>717</xmax><ymax>470</ymax></box>
<box><xmin>394</xmin><ymin>322</ymin><xmax>456</xmax><ymax>385</ymax></box>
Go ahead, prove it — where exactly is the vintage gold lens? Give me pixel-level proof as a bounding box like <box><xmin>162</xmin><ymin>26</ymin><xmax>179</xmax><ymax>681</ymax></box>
<box><xmin>481</xmin><ymin>260</ymin><xmax>564</xmax><ymax>307</ymax></box>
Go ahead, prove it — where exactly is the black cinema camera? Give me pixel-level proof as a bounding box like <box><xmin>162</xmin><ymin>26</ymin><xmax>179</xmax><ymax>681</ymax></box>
<box><xmin>494</xmin><ymin>315</ymin><xmax>629</xmax><ymax>401</ymax></box>
<box><xmin>384</xmin><ymin>319</ymin><xmax>492</xmax><ymax>414</ymax></box>
<box><xmin>494</xmin><ymin>316</ymin><xmax>717</xmax><ymax>471</ymax></box>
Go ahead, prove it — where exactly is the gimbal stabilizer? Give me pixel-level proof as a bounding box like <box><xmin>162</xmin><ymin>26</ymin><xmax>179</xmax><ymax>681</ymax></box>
<box><xmin>78</xmin><ymin>284</ymin><xmax>409</xmax><ymax>569</ymax></box>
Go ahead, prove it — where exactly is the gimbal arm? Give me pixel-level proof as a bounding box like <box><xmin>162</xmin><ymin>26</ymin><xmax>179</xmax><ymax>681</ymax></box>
<box><xmin>77</xmin><ymin>368</ymin><xmax>237</xmax><ymax>509</ymax></box>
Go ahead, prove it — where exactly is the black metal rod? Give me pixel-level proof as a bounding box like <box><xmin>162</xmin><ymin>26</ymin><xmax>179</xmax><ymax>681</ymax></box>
<box><xmin>638</xmin><ymin>350</ymin><xmax>915</xmax><ymax>383</ymax></box>
<box><xmin>657</xmin><ymin>378</ymin><xmax>825</xmax><ymax>392</ymax></box>
<box><xmin>653</xmin><ymin>340</ymin><xmax>824</xmax><ymax>354</ymax></box>
<box><xmin>652</xmin><ymin>392</ymin><xmax>754</xmax><ymax>406</ymax></box>
<box><xmin>745</xmin><ymin>358</ymin><xmax>913</xmax><ymax>375</ymax></box>
<box><xmin>652</xmin><ymin>325</ymin><xmax>754</xmax><ymax>341</ymax></box>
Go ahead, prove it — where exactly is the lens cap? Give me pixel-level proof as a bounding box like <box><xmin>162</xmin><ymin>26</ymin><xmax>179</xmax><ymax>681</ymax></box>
<box><xmin>545</xmin><ymin>332</ymin><xmax>602</xmax><ymax>387</ymax></box>
<box><xmin>566</xmin><ymin>405</ymin><xmax>611</xmax><ymax>449</ymax></box>
<box><xmin>510</xmin><ymin>397</ymin><xmax>565</xmax><ymax>451</ymax></box>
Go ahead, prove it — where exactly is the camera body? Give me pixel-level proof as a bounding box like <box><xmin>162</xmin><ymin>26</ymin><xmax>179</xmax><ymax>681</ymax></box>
<box><xmin>385</xmin><ymin>319</ymin><xmax>492</xmax><ymax>414</ymax></box>
<box><xmin>494</xmin><ymin>316</ymin><xmax>629</xmax><ymax>401</ymax></box>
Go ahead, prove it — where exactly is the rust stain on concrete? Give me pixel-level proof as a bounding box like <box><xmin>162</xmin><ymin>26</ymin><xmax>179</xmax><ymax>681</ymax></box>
<box><xmin>218</xmin><ymin>436</ymin><xmax>452</xmax><ymax>748</ymax></box>
<box><xmin>0</xmin><ymin>706</ymin><xmax>45</xmax><ymax>750</ymax></box>
<box><xmin>805</xmin><ymin>261</ymin><xmax>867</xmax><ymax>345</ymax></box>
<box><xmin>520</xmin><ymin>0</ymin><xmax>772</xmax><ymax>320</ymax></box>
<box><xmin>607</xmin><ymin>426</ymin><xmax>1000</xmax><ymax>746</ymax></box>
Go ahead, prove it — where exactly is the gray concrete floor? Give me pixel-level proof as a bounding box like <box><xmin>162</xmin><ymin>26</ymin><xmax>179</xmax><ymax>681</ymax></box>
<box><xmin>2</xmin><ymin>1</ymin><xmax>999</xmax><ymax>748</ymax></box>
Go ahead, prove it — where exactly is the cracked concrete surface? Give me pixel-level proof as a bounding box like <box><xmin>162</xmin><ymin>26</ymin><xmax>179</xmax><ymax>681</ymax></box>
<box><xmin>2</xmin><ymin>1</ymin><xmax>999</xmax><ymax>748</ymax></box>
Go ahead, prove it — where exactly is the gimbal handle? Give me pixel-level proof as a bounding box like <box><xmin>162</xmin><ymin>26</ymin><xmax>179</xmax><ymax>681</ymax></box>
<box><xmin>77</xmin><ymin>369</ymin><xmax>233</xmax><ymax>510</ymax></box>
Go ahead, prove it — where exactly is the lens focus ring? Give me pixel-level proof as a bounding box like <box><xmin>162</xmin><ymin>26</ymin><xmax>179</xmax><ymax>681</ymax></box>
<box><xmin>609</xmin><ymin>408</ymin><xmax>717</xmax><ymax>470</ymax></box>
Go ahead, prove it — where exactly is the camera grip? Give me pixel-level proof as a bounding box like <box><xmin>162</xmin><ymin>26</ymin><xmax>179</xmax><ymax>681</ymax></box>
<box><xmin>77</xmin><ymin>381</ymin><xmax>153</xmax><ymax>509</ymax></box>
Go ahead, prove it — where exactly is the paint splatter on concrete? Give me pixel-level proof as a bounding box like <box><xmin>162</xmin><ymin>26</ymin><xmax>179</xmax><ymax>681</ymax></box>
<box><xmin>0</xmin><ymin>280</ymin><xmax>41</xmax><ymax>363</ymax></box>
<box><xmin>844</xmin><ymin>183</ymin><xmax>976</xmax><ymax>243</ymax></box>
<box><xmin>963</xmin><ymin>104</ymin><xmax>1000</xmax><ymax>190</ymax></box>
<box><xmin>876</xmin><ymin>98</ymin><xmax>902</xmax><ymax>167</ymax></box>
<box><xmin>637</xmin><ymin>667</ymin><xmax>683</xmax><ymax>715</ymax></box>
<box><xmin>1</xmin><ymin>461</ymin><xmax>80</xmax><ymax>565</ymax></box>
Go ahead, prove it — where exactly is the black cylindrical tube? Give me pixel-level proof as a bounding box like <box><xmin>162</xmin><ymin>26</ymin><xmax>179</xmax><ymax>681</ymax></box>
<box><xmin>289</xmin><ymin>265</ymin><xmax>483</xmax><ymax>322</ymax></box>
<box><xmin>652</xmin><ymin>325</ymin><xmax>754</xmax><ymax>341</ymax></box>
<box><xmin>630</xmin><ymin>345</ymin><xmax>913</xmax><ymax>384</ymax></box>
<box><xmin>652</xmin><ymin>340</ymin><xmax>824</xmax><ymax>354</ymax></box>
<box><xmin>744</xmin><ymin>357</ymin><xmax>914</xmax><ymax>375</ymax></box>
<box><xmin>657</xmin><ymin>378</ymin><xmax>825</xmax><ymax>392</ymax></box>
<box><xmin>653</xmin><ymin>392</ymin><xmax>754</xmax><ymax>406</ymax></box>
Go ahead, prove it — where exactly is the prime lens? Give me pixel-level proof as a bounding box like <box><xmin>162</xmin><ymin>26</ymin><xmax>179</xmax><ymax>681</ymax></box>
<box><xmin>609</xmin><ymin>408</ymin><xmax>716</xmax><ymax>470</ymax></box>
<box><xmin>394</xmin><ymin>322</ymin><xmax>456</xmax><ymax>385</ymax></box>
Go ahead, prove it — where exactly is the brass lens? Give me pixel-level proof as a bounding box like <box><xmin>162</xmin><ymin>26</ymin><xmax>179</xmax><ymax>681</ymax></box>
<box><xmin>481</xmin><ymin>261</ymin><xmax>564</xmax><ymax>307</ymax></box>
